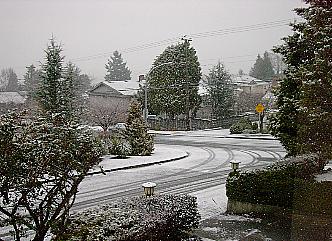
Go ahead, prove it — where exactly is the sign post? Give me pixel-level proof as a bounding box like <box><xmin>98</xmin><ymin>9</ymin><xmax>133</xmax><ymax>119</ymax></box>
<box><xmin>255</xmin><ymin>103</ymin><xmax>265</xmax><ymax>133</ymax></box>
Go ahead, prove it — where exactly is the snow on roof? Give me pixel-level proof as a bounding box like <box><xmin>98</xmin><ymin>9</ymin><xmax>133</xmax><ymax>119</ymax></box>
<box><xmin>92</xmin><ymin>80</ymin><xmax>140</xmax><ymax>96</ymax></box>
<box><xmin>262</xmin><ymin>91</ymin><xmax>275</xmax><ymax>100</ymax></box>
<box><xmin>103</xmin><ymin>80</ymin><xmax>140</xmax><ymax>96</ymax></box>
<box><xmin>0</xmin><ymin>92</ymin><xmax>26</xmax><ymax>104</ymax></box>
<box><xmin>231</xmin><ymin>75</ymin><xmax>271</xmax><ymax>85</ymax></box>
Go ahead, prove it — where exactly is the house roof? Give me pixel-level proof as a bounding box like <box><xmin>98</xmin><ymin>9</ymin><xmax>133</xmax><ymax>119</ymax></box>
<box><xmin>231</xmin><ymin>75</ymin><xmax>271</xmax><ymax>85</ymax></box>
<box><xmin>0</xmin><ymin>91</ymin><xmax>26</xmax><ymax>104</ymax></box>
<box><xmin>90</xmin><ymin>80</ymin><xmax>140</xmax><ymax>96</ymax></box>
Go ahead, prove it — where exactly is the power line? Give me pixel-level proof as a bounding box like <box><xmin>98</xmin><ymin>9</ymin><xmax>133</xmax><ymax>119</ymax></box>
<box><xmin>71</xmin><ymin>37</ymin><xmax>179</xmax><ymax>62</ymax></box>
<box><xmin>71</xmin><ymin>18</ymin><xmax>298</xmax><ymax>63</ymax></box>
<box><xmin>187</xmin><ymin>19</ymin><xmax>296</xmax><ymax>39</ymax></box>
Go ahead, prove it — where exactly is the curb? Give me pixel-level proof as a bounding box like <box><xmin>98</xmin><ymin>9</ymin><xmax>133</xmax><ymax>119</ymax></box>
<box><xmin>218</xmin><ymin>135</ymin><xmax>276</xmax><ymax>141</ymax></box>
<box><xmin>87</xmin><ymin>152</ymin><xmax>189</xmax><ymax>176</ymax></box>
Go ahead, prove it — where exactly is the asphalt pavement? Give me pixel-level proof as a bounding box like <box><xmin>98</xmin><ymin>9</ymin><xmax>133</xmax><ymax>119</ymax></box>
<box><xmin>90</xmin><ymin>130</ymin><xmax>277</xmax><ymax>175</ymax></box>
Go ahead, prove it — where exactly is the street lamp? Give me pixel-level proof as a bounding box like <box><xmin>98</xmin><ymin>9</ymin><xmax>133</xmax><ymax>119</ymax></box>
<box><xmin>230</xmin><ymin>161</ymin><xmax>241</xmax><ymax>171</ymax></box>
<box><xmin>142</xmin><ymin>182</ymin><xmax>157</xmax><ymax>197</ymax></box>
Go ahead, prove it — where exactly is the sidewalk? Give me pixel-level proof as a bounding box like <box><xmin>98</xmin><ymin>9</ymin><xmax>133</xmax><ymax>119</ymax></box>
<box><xmin>88</xmin><ymin>144</ymin><xmax>189</xmax><ymax>175</ymax></box>
<box><xmin>149</xmin><ymin>128</ymin><xmax>276</xmax><ymax>140</ymax></box>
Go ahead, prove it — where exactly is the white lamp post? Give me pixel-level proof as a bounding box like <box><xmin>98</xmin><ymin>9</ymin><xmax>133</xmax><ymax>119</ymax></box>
<box><xmin>142</xmin><ymin>182</ymin><xmax>157</xmax><ymax>197</ymax></box>
<box><xmin>230</xmin><ymin>161</ymin><xmax>241</xmax><ymax>171</ymax></box>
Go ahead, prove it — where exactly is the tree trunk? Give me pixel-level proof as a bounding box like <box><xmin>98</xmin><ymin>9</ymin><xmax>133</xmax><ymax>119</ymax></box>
<box><xmin>32</xmin><ymin>227</ymin><xmax>48</xmax><ymax>241</ymax></box>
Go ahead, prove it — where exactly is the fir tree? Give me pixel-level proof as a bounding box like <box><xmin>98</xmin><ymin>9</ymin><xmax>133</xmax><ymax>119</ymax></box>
<box><xmin>0</xmin><ymin>68</ymin><xmax>19</xmax><ymax>91</ymax></box>
<box><xmin>125</xmin><ymin>101</ymin><xmax>154</xmax><ymax>156</ymax></box>
<box><xmin>205</xmin><ymin>61</ymin><xmax>234</xmax><ymax>120</ymax></box>
<box><xmin>63</xmin><ymin>62</ymin><xmax>91</xmax><ymax>117</ymax></box>
<box><xmin>37</xmin><ymin>38</ymin><xmax>64</xmax><ymax>117</ymax></box>
<box><xmin>271</xmin><ymin>0</ymin><xmax>332</xmax><ymax>160</ymax></box>
<box><xmin>37</xmin><ymin>38</ymin><xmax>82</xmax><ymax>122</ymax></box>
<box><xmin>24</xmin><ymin>64</ymin><xmax>42</xmax><ymax>98</ymax></box>
<box><xmin>249</xmin><ymin>51</ymin><xmax>275</xmax><ymax>80</ymax></box>
<box><xmin>105</xmin><ymin>50</ymin><xmax>131</xmax><ymax>81</ymax></box>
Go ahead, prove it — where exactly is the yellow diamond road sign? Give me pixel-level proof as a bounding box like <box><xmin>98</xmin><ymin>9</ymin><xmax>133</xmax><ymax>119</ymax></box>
<box><xmin>256</xmin><ymin>103</ymin><xmax>265</xmax><ymax>113</ymax></box>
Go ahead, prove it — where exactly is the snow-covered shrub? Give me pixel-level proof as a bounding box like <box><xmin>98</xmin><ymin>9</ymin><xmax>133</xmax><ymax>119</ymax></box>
<box><xmin>251</xmin><ymin>122</ymin><xmax>258</xmax><ymax>130</ymax></box>
<box><xmin>226</xmin><ymin>154</ymin><xmax>324</xmax><ymax>209</ymax></box>
<box><xmin>229</xmin><ymin>123</ymin><xmax>243</xmax><ymax>134</ymax></box>
<box><xmin>230</xmin><ymin>118</ymin><xmax>253</xmax><ymax>134</ymax></box>
<box><xmin>54</xmin><ymin>194</ymin><xmax>200</xmax><ymax>241</ymax></box>
<box><xmin>109</xmin><ymin>135</ymin><xmax>131</xmax><ymax>158</ymax></box>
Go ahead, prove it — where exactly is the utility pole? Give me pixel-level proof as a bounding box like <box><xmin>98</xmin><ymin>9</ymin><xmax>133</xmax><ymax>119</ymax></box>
<box><xmin>181</xmin><ymin>36</ymin><xmax>192</xmax><ymax>131</ymax></box>
<box><xmin>144</xmin><ymin>81</ymin><xmax>148</xmax><ymax>122</ymax></box>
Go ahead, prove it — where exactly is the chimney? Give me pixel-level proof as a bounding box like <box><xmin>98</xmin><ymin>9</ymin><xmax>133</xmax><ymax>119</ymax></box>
<box><xmin>138</xmin><ymin>74</ymin><xmax>145</xmax><ymax>82</ymax></box>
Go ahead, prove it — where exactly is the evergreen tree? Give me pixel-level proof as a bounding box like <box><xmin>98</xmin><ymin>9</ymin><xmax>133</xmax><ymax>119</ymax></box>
<box><xmin>249</xmin><ymin>54</ymin><xmax>264</xmax><ymax>79</ymax></box>
<box><xmin>37</xmin><ymin>38</ymin><xmax>64</xmax><ymax>117</ymax></box>
<box><xmin>24</xmin><ymin>64</ymin><xmax>42</xmax><ymax>98</ymax></box>
<box><xmin>0</xmin><ymin>68</ymin><xmax>19</xmax><ymax>91</ymax></box>
<box><xmin>63</xmin><ymin>62</ymin><xmax>91</xmax><ymax>117</ymax></box>
<box><xmin>78</xmin><ymin>73</ymin><xmax>92</xmax><ymax>93</ymax></box>
<box><xmin>205</xmin><ymin>61</ymin><xmax>234</xmax><ymax>120</ymax></box>
<box><xmin>62</xmin><ymin>62</ymin><xmax>78</xmax><ymax>119</ymax></box>
<box><xmin>270</xmin><ymin>0</ymin><xmax>332</xmax><ymax>160</ymax></box>
<box><xmin>267</xmin><ymin>52</ymin><xmax>286</xmax><ymax>77</ymax></box>
<box><xmin>37</xmin><ymin>38</ymin><xmax>83</xmax><ymax>121</ymax></box>
<box><xmin>105</xmin><ymin>50</ymin><xmax>131</xmax><ymax>81</ymax></box>
<box><xmin>124</xmin><ymin>101</ymin><xmax>154</xmax><ymax>156</ymax></box>
<box><xmin>249</xmin><ymin>52</ymin><xmax>275</xmax><ymax>80</ymax></box>
<box><xmin>148</xmin><ymin>40</ymin><xmax>202</xmax><ymax>128</ymax></box>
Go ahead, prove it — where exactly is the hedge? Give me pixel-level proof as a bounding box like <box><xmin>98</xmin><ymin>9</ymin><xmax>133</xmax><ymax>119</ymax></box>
<box><xmin>293</xmin><ymin>181</ymin><xmax>332</xmax><ymax>215</ymax></box>
<box><xmin>226</xmin><ymin>154</ymin><xmax>326</xmax><ymax>209</ymax></box>
<box><xmin>53</xmin><ymin>194</ymin><xmax>200</xmax><ymax>241</ymax></box>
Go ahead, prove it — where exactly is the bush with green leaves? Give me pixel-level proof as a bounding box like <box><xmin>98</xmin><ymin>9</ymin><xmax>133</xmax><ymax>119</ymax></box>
<box><xmin>53</xmin><ymin>194</ymin><xmax>200</xmax><ymax>241</ymax></box>
<box><xmin>109</xmin><ymin>135</ymin><xmax>132</xmax><ymax>158</ymax></box>
<box><xmin>226</xmin><ymin>154</ymin><xmax>325</xmax><ymax>209</ymax></box>
<box><xmin>230</xmin><ymin>117</ymin><xmax>254</xmax><ymax>134</ymax></box>
<box><xmin>251</xmin><ymin>122</ymin><xmax>258</xmax><ymax>130</ymax></box>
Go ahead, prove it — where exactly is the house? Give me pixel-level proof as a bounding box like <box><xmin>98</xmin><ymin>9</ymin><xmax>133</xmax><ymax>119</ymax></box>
<box><xmin>87</xmin><ymin>80</ymin><xmax>140</xmax><ymax>128</ymax></box>
<box><xmin>0</xmin><ymin>91</ymin><xmax>27</xmax><ymax>113</ymax></box>
<box><xmin>89</xmin><ymin>80</ymin><xmax>139</xmax><ymax>98</ymax></box>
<box><xmin>231</xmin><ymin>75</ymin><xmax>272</xmax><ymax>96</ymax></box>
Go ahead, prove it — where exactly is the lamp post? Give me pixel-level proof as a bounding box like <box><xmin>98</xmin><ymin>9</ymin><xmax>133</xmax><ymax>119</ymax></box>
<box><xmin>230</xmin><ymin>161</ymin><xmax>241</xmax><ymax>171</ymax></box>
<box><xmin>142</xmin><ymin>182</ymin><xmax>157</xmax><ymax>197</ymax></box>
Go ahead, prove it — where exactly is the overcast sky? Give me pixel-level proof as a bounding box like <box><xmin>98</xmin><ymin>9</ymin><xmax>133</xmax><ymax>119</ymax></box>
<box><xmin>0</xmin><ymin>0</ymin><xmax>306</xmax><ymax>82</ymax></box>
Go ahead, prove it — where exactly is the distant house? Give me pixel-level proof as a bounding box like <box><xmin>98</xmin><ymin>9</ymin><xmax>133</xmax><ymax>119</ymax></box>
<box><xmin>0</xmin><ymin>91</ymin><xmax>27</xmax><ymax>113</ymax></box>
<box><xmin>88</xmin><ymin>80</ymin><xmax>139</xmax><ymax>108</ymax></box>
<box><xmin>231</xmin><ymin>75</ymin><xmax>272</xmax><ymax>95</ymax></box>
<box><xmin>87</xmin><ymin>80</ymin><xmax>140</xmax><ymax>127</ymax></box>
<box><xmin>89</xmin><ymin>80</ymin><xmax>139</xmax><ymax>98</ymax></box>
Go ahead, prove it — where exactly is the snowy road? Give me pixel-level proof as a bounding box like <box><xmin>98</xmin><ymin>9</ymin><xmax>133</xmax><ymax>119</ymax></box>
<box><xmin>73</xmin><ymin>132</ymin><xmax>285</xmax><ymax>212</ymax></box>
